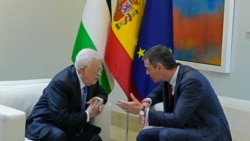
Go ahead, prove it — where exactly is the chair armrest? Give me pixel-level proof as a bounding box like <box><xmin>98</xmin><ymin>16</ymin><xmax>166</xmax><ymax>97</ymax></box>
<box><xmin>91</xmin><ymin>102</ymin><xmax>111</xmax><ymax>141</ymax></box>
<box><xmin>151</xmin><ymin>102</ymin><xmax>164</xmax><ymax>111</ymax></box>
<box><xmin>0</xmin><ymin>105</ymin><xmax>26</xmax><ymax>141</ymax></box>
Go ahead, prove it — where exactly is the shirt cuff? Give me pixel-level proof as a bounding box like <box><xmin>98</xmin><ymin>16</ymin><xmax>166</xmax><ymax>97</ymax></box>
<box><xmin>142</xmin><ymin>98</ymin><xmax>152</xmax><ymax>105</ymax></box>
<box><xmin>94</xmin><ymin>96</ymin><xmax>104</xmax><ymax>103</ymax></box>
<box><xmin>85</xmin><ymin>110</ymin><xmax>90</xmax><ymax>122</ymax></box>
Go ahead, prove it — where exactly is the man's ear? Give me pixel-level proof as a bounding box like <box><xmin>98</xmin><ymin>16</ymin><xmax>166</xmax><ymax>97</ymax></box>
<box><xmin>157</xmin><ymin>63</ymin><xmax>164</xmax><ymax>70</ymax></box>
<box><xmin>79</xmin><ymin>66</ymin><xmax>86</xmax><ymax>74</ymax></box>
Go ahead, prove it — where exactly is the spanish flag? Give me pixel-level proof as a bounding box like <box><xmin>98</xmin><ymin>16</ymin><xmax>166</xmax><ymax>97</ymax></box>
<box><xmin>105</xmin><ymin>0</ymin><xmax>145</xmax><ymax>100</ymax></box>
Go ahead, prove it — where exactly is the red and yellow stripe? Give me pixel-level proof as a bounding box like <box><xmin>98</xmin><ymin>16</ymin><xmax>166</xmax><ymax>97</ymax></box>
<box><xmin>105</xmin><ymin>0</ymin><xmax>145</xmax><ymax>100</ymax></box>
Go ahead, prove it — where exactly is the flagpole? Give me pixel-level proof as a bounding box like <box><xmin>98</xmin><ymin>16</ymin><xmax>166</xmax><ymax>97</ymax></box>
<box><xmin>126</xmin><ymin>112</ymin><xmax>129</xmax><ymax>141</ymax></box>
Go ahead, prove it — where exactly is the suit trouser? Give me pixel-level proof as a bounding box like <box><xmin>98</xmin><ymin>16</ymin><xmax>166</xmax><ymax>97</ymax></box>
<box><xmin>33</xmin><ymin>124</ymin><xmax>102</xmax><ymax>141</ymax></box>
<box><xmin>136</xmin><ymin>127</ymin><xmax>207</xmax><ymax>141</ymax></box>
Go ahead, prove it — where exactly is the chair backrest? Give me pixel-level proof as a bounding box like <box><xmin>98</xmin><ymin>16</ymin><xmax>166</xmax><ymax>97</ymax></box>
<box><xmin>0</xmin><ymin>79</ymin><xmax>51</xmax><ymax>117</ymax></box>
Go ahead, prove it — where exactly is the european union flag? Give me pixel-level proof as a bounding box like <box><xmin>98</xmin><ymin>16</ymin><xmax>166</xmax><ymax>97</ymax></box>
<box><xmin>132</xmin><ymin>0</ymin><xmax>173</xmax><ymax>99</ymax></box>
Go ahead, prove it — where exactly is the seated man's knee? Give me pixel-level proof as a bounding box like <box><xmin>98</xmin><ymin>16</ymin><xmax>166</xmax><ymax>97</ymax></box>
<box><xmin>47</xmin><ymin>127</ymin><xmax>67</xmax><ymax>141</ymax></box>
<box><xmin>136</xmin><ymin>130</ymin><xmax>145</xmax><ymax>141</ymax></box>
<box><xmin>159</xmin><ymin>128</ymin><xmax>186</xmax><ymax>140</ymax></box>
<box><xmin>136</xmin><ymin>129</ymin><xmax>151</xmax><ymax>141</ymax></box>
<box><xmin>159</xmin><ymin>129</ymin><xmax>171</xmax><ymax>139</ymax></box>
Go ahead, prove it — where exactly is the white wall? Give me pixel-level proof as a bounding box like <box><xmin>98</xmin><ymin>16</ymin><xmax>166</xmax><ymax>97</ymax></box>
<box><xmin>0</xmin><ymin>0</ymin><xmax>84</xmax><ymax>80</ymax></box>
<box><xmin>0</xmin><ymin>0</ymin><xmax>250</xmax><ymax>113</ymax></box>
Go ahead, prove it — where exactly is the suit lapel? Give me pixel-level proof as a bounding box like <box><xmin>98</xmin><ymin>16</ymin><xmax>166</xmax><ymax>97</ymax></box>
<box><xmin>70</xmin><ymin>65</ymin><xmax>82</xmax><ymax>107</ymax></box>
<box><xmin>172</xmin><ymin>64</ymin><xmax>184</xmax><ymax>110</ymax></box>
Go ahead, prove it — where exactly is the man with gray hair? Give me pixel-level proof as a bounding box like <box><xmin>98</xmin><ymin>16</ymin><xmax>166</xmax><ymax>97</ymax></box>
<box><xmin>26</xmin><ymin>48</ymin><xmax>108</xmax><ymax>141</ymax></box>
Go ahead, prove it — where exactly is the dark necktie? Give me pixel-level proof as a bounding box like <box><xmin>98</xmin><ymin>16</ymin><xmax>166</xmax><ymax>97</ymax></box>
<box><xmin>163</xmin><ymin>82</ymin><xmax>173</xmax><ymax>112</ymax></box>
<box><xmin>167</xmin><ymin>84</ymin><xmax>173</xmax><ymax>112</ymax></box>
<box><xmin>82</xmin><ymin>86</ymin><xmax>88</xmax><ymax>109</ymax></box>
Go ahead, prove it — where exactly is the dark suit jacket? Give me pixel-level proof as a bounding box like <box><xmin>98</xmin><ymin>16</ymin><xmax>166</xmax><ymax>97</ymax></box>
<box><xmin>147</xmin><ymin>64</ymin><xmax>231</xmax><ymax>141</ymax></box>
<box><xmin>25</xmin><ymin>65</ymin><xmax>108</xmax><ymax>140</ymax></box>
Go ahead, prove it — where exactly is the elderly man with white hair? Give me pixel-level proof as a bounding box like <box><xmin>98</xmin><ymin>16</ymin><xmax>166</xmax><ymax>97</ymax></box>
<box><xmin>26</xmin><ymin>48</ymin><xmax>108</xmax><ymax>141</ymax></box>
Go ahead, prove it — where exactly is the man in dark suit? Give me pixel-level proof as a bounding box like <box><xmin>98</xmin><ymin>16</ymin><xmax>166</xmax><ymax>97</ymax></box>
<box><xmin>25</xmin><ymin>48</ymin><xmax>108</xmax><ymax>141</ymax></box>
<box><xmin>116</xmin><ymin>45</ymin><xmax>232</xmax><ymax>141</ymax></box>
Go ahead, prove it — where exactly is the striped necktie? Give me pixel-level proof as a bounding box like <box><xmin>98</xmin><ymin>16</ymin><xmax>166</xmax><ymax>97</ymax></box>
<box><xmin>82</xmin><ymin>86</ymin><xmax>88</xmax><ymax>109</ymax></box>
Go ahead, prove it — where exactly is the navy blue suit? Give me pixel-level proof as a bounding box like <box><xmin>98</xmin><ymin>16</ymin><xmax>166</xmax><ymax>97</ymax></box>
<box><xmin>138</xmin><ymin>64</ymin><xmax>231</xmax><ymax>141</ymax></box>
<box><xmin>25</xmin><ymin>65</ymin><xmax>108</xmax><ymax>140</ymax></box>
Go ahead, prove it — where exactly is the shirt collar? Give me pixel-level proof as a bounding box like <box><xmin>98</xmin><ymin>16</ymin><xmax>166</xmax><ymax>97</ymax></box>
<box><xmin>76</xmin><ymin>69</ymin><xmax>86</xmax><ymax>89</ymax></box>
<box><xmin>169</xmin><ymin>65</ymin><xmax>179</xmax><ymax>87</ymax></box>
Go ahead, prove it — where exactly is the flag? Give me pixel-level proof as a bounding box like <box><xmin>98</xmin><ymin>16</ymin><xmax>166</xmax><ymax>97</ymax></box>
<box><xmin>132</xmin><ymin>0</ymin><xmax>174</xmax><ymax>99</ymax></box>
<box><xmin>71</xmin><ymin>0</ymin><xmax>111</xmax><ymax>94</ymax></box>
<box><xmin>105</xmin><ymin>0</ymin><xmax>145</xmax><ymax>100</ymax></box>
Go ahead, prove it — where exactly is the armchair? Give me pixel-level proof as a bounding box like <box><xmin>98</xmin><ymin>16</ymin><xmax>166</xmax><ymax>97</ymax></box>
<box><xmin>0</xmin><ymin>79</ymin><xmax>111</xmax><ymax>141</ymax></box>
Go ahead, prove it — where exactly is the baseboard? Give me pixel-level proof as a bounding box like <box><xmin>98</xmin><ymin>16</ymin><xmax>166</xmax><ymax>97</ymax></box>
<box><xmin>111</xmin><ymin>111</ymin><xmax>141</xmax><ymax>133</ymax></box>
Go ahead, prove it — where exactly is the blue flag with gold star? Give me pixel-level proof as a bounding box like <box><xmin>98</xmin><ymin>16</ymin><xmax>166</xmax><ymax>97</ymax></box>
<box><xmin>132</xmin><ymin>0</ymin><xmax>173</xmax><ymax>99</ymax></box>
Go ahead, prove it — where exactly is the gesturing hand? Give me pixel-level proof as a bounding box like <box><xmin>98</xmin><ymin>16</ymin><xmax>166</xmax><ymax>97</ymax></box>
<box><xmin>116</xmin><ymin>93</ymin><xmax>142</xmax><ymax>114</ymax></box>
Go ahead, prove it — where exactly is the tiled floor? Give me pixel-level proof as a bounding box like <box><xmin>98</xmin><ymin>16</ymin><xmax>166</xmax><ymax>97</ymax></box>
<box><xmin>111</xmin><ymin>125</ymin><xmax>138</xmax><ymax>141</ymax></box>
<box><xmin>111</xmin><ymin>111</ymin><xmax>141</xmax><ymax>141</ymax></box>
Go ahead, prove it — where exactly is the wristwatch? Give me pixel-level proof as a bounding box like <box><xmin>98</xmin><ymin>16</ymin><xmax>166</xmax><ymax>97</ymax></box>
<box><xmin>139</xmin><ymin>106</ymin><xmax>146</xmax><ymax>116</ymax></box>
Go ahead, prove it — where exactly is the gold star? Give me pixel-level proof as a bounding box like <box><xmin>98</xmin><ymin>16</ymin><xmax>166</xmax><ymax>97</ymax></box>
<box><xmin>137</xmin><ymin>47</ymin><xmax>145</xmax><ymax>58</ymax></box>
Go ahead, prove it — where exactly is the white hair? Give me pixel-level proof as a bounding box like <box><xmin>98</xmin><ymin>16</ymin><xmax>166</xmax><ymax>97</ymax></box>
<box><xmin>74</xmin><ymin>48</ymin><xmax>101</xmax><ymax>70</ymax></box>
